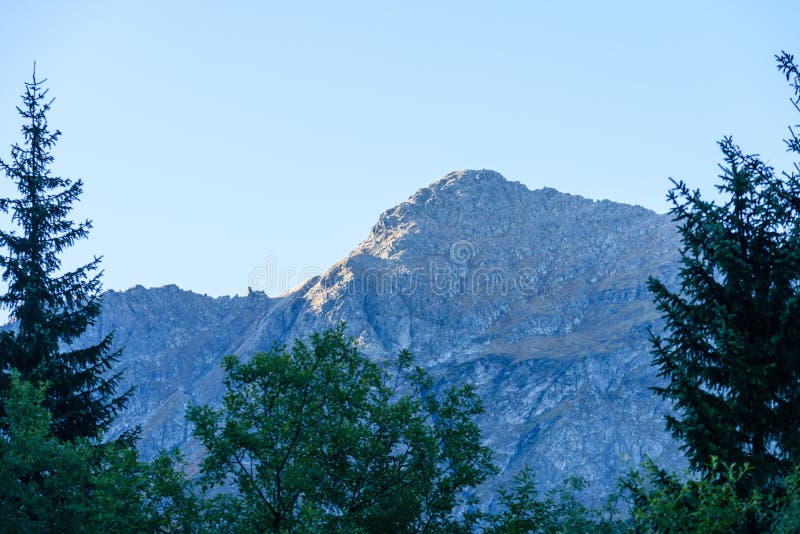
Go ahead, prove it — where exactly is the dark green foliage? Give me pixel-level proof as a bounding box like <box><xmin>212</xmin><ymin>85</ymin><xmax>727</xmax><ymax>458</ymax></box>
<box><xmin>623</xmin><ymin>458</ymin><xmax>800</xmax><ymax>533</ymax></box>
<box><xmin>0</xmin><ymin>68</ymin><xmax>129</xmax><ymax>441</ymax></box>
<box><xmin>89</xmin><ymin>446</ymin><xmax>201</xmax><ymax>532</ymax></box>
<box><xmin>482</xmin><ymin>467</ymin><xmax>624</xmax><ymax>534</ymax></box>
<box><xmin>187</xmin><ymin>325</ymin><xmax>496</xmax><ymax>533</ymax></box>
<box><xmin>769</xmin><ymin>467</ymin><xmax>800</xmax><ymax>533</ymax></box>
<box><xmin>647</xmin><ymin>51</ymin><xmax>800</xmax><ymax>486</ymax></box>
<box><xmin>623</xmin><ymin>458</ymin><xmax>765</xmax><ymax>533</ymax></box>
<box><xmin>0</xmin><ymin>375</ymin><xmax>197</xmax><ymax>532</ymax></box>
<box><xmin>0</xmin><ymin>375</ymin><xmax>91</xmax><ymax>531</ymax></box>
<box><xmin>622</xmin><ymin>50</ymin><xmax>800</xmax><ymax>533</ymax></box>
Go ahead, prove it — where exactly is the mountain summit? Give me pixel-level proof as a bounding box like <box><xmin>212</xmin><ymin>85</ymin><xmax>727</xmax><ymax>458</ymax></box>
<box><xmin>86</xmin><ymin>170</ymin><xmax>683</xmax><ymax>498</ymax></box>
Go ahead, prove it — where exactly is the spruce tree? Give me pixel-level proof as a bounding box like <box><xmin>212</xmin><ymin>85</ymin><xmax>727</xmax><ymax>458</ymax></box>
<box><xmin>647</xmin><ymin>52</ymin><xmax>800</xmax><ymax>485</ymax></box>
<box><xmin>0</xmin><ymin>67</ymin><xmax>129</xmax><ymax>442</ymax></box>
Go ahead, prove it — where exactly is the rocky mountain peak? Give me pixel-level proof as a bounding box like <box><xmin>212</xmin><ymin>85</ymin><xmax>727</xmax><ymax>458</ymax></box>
<box><xmin>90</xmin><ymin>169</ymin><xmax>685</xmax><ymax>502</ymax></box>
<box><xmin>363</xmin><ymin>170</ymin><xmax>668</xmax><ymax>266</ymax></box>
<box><xmin>367</xmin><ymin>170</ymin><xmax>539</xmax><ymax>250</ymax></box>
<box><xmin>423</xmin><ymin>168</ymin><xmax>511</xmax><ymax>195</ymax></box>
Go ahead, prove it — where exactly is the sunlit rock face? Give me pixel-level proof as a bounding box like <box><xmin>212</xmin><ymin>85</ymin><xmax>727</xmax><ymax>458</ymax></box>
<box><xmin>84</xmin><ymin>169</ymin><xmax>685</xmax><ymax>500</ymax></box>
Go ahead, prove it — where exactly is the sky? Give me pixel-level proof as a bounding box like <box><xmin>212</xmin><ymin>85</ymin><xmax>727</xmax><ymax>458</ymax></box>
<box><xmin>1</xmin><ymin>1</ymin><xmax>799</xmax><ymax>299</ymax></box>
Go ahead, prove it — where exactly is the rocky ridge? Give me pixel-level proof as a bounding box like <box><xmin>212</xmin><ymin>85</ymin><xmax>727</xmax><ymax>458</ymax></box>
<box><xmin>83</xmin><ymin>169</ymin><xmax>684</xmax><ymax>499</ymax></box>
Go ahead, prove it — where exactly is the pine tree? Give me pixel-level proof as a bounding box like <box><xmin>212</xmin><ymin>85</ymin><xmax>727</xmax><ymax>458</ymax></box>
<box><xmin>647</xmin><ymin>52</ymin><xmax>800</xmax><ymax>486</ymax></box>
<box><xmin>0</xmin><ymin>67</ymin><xmax>129</xmax><ymax>442</ymax></box>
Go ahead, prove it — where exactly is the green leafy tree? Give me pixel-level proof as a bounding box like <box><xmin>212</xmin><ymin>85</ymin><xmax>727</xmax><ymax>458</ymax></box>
<box><xmin>0</xmin><ymin>375</ymin><xmax>198</xmax><ymax>532</ymax></box>
<box><xmin>0</xmin><ymin>67</ymin><xmax>129</xmax><ymax>441</ymax></box>
<box><xmin>483</xmin><ymin>467</ymin><xmax>623</xmax><ymax>534</ymax></box>
<box><xmin>187</xmin><ymin>325</ymin><xmax>495</xmax><ymax>533</ymax></box>
<box><xmin>647</xmin><ymin>51</ymin><xmax>800</xmax><ymax>486</ymax></box>
<box><xmin>622</xmin><ymin>458</ymin><xmax>766</xmax><ymax>533</ymax></box>
<box><xmin>0</xmin><ymin>375</ymin><xmax>93</xmax><ymax>531</ymax></box>
<box><xmin>622</xmin><ymin>458</ymin><xmax>800</xmax><ymax>533</ymax></box>
<box><xmin>769</xmin><ymin>466</ymin><xmax>800</xmax><ymax>533</ymax></box>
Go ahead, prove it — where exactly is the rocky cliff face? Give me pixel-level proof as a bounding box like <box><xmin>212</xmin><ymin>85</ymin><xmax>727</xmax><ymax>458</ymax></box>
<box><xmin>87</xmin><ymin>170</ymin><xmax>684</xmax><ymax>499</ymax></box>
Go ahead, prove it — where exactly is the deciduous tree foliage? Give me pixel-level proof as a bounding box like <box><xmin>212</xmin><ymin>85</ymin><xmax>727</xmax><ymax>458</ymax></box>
<box><xmin>187</xmin><ymin>325</ymin><xmax>495</xmax><ymax>533</ymax></box>
<box><xmin>0</xmin><ymin>375</ymin><xmax>197</xmax><ymax>532</ymax></box>
<box><xmin>482</xmin><ymin>467</ymin><xmax>621</xmax><ymax>534</ymax></box>
<box><xmin>623</xmin><ymin>458</ymin><xmax>800</xmax><ymax>533</ymax></box>
<box><xmin>0</xmin><ymin>68</ymin><xmax>129</xmax><ymax>441</ymax></box>
<box><xmin>647</xmin><ymin>51</ymin><xmax>800</xmax><ymax>486</ymax></box>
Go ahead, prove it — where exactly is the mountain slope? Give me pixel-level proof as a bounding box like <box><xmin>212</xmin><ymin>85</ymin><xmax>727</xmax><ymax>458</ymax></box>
<box><xmin>91</xmin><ymin>169</ymin><xmax>684</xmax><ymax>497</ymax></box>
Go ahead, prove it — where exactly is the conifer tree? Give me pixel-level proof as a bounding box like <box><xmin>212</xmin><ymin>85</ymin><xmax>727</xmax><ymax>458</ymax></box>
<box><xmin>647</xmin><ymin>52</ymin><xmax>800</xmax><ymax>486</ymax></box>
<box><xmin>0</xmin><ymin>67</ymin><xmax>129</xmax><ymax>441</ymax></box>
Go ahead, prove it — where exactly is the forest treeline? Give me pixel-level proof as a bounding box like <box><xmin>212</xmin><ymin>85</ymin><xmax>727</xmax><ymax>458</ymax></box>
<box><xmin>1</xmin><ymin>53</ymin><xmax>800</xmax><ymax>532</ymax></box>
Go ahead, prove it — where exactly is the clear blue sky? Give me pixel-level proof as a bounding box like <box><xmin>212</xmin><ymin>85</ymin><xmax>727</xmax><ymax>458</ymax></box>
<box><xmin>1</xmin><ymin>1</ymin><xmax>798</xmax><ymax>298</ymax></box>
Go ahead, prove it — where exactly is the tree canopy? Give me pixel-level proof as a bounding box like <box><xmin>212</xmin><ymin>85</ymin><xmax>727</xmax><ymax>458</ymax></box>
<box><xmin>187</xmin><ymin>325</ymin><xmax>496</xmax><ymax>533</ymax></box>
<box><xmin>0</xmin><ymin>67</ymin><xmax>129</xmax><ymax>441</ymax></box>
<box><xmin>647</xmin><ymin>51</ymin><xmax>800</xmax><ymax>486</ymax></box>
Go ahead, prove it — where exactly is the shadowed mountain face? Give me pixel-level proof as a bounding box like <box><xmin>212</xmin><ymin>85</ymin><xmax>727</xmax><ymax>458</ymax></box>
<box><xmin>84</xmin><ymin>169</ymin><xmax>684</xmax><ymax>498</ymax></box>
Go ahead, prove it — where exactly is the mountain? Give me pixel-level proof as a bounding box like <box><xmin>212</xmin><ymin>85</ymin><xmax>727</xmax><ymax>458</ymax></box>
<box><xmin>83</xmin><ymin>169</ymin><xmax>684</xmax><ymax>498</ymax></box>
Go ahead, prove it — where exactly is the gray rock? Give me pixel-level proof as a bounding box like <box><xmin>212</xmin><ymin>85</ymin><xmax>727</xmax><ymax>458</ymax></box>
<box><xmin>91</xmin><ymin>169</ymin><xmax>685</xmax><ymax>499</ymax></box>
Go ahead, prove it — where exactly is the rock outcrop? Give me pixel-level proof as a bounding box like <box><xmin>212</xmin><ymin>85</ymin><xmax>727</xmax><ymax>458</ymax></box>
<box><xmin>85</xmin><ymin>169</ymin><xmax>684</xmax><ymax>499</ymax></box>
